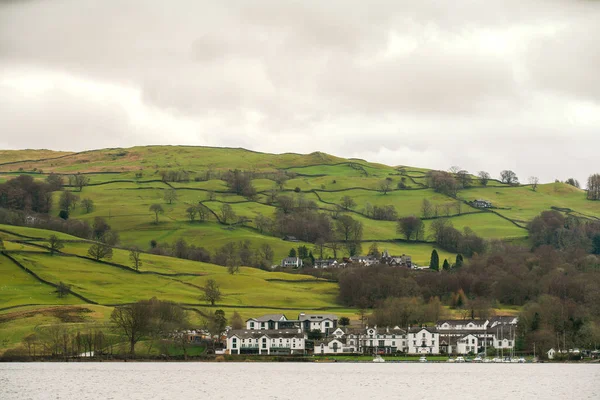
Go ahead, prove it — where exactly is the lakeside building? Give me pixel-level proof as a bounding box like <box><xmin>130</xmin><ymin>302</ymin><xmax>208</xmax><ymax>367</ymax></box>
<box><xmin>226</xmin><ymin>313</ymin><xmax>518</xmax><ymax>356</ymax></box>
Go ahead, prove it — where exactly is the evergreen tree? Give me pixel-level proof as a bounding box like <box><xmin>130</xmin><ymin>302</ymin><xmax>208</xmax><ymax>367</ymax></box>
<box><xmin>442</xmin><ymin>259</ymin><xmax>450</xmax><ymax>270</ymax></box>
<box><xmin>455</xmin><ymin>254</ymin><xmax>464</xmax><ymax>268</ymax></box>
<box><xmin>288</xmin><ymin>248</ymin><xmax>297</xmax><ymax>258</ymax></box>
<box><xmin>430</xmin><ymin>249</ymin><xmax>440</xmax><ymax>270</ymax></box>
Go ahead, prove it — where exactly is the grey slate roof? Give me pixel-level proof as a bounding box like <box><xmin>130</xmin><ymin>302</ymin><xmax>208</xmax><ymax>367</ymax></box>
<box><xmin>228</xmin><ymin>329</ymin><xmax>303</xmax><ymax>339</ymax></box>
<box><xmin>298</xmin><ymin>313</ymin><xmax>338</xmax><ymax>322</ymax></box>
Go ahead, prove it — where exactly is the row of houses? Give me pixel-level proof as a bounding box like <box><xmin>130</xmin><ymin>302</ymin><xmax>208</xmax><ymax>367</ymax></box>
<box><xmin>226</xmin><ymin>313</ymin><xmax>518</xmax><ymax>356</ymax></box>
<box><xmin>279</xmin><ymin>250</ymin><xmax>413</xmax><ymax>269</ymax></box>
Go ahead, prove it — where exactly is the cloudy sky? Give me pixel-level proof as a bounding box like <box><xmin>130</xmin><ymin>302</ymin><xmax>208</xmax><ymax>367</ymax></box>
<box><xmin>1</xmin><ymin>0</ymin><xmax>599</xmax><ymax>184</ymax></box>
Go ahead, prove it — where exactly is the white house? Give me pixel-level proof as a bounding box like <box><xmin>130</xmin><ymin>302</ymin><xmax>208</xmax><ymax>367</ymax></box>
<box><xmin>281</xmin><ymin>257</ymin><xmax>303</xmax><ymax>268</ymax></box>
<box><xmin>456</xmin><ymin>334</ymin><xmax>479</xmax><ymax>354</ymax></box>
<box><xmin>408</xmin><ymin>327</ymin><xmax>440</xmax><ymax>354</ymax></box>
<box><xmin>436</xmin><ymin>319</ymin><xmax>489</xmax><ymax>331</ymax></box>
<box><xmin>315</xmin><ymin>338</ymin><xmax>356</xmax><ymax>354</ymax></box>
<box><xmin>547</xmin><ymin>348</ymin><xmax>556</xmax><ymax>360</ymax></box>
<box><xmin>298</xmin><ymin>313</ymin><xmax>338</xmax><ymax>333</ymax></box>
<box><xmin>359</xmin><ymin>326</ymin><xmax>407</xmax><ymax>354</ymax></box>
<box><xmin>227</xmin><ymin>329</ymin><xmax>305</xmax><ymax>355</ymax></box>
<box><xmin>246</xmin><ymin>314</ymin><xmax>288</xmax><ymax>330</ymax></box>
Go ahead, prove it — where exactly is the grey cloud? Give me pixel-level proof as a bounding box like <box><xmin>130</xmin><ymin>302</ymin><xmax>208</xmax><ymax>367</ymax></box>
<box><xmin>0</xmin><ymin>0</ymin><xmax>599</xmax><ymax>185</ymax></box>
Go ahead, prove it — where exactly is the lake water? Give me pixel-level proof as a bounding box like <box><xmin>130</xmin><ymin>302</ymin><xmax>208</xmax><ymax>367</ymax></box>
<box><xmin>1</xmin><ymin>362</ymin><xmax>598</xmax><ymax>400</ymax></box>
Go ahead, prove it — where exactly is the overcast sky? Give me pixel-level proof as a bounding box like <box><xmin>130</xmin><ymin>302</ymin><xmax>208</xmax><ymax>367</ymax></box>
<box><xmin>1</xmin><ymin>0</ymin><xmax>599</xmax><ymax>184</ymax></box>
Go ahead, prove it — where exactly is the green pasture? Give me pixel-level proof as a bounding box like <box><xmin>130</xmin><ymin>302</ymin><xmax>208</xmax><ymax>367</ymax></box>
<box><xmin>459</xmin><ymin>182</ymin><xmax>599</xmax><ymax>223</ymax></box>
<box><xmin>317</xmin><ymin>188</ymin><xmax>472</xmax><ymax>218</ymax></box>
<box><xmin>422</xmin><ymin>213</ymin><xmax>528</xmax><ymax>240</ymax></box>
<box><xmin>0</xmin><ymin>255</ymin><xmax>81</xmax><ymax>308</ymax></box>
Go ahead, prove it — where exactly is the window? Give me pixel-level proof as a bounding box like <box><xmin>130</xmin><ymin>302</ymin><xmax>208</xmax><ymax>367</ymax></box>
<box><xmin>392</xmin><ymin>341</ymin><xmax>395</xmax><ymax>346</ymax></box>
<box><xmin>262</xmin><ymin>338</ymin><xmax>267</xmax><ymax>349</ymax></box>
<box><xmin>379</xmin><ymin>340</ymin><xmax>385</xmax><ymax>347</ymax></box>
<box><xmin>432</xmin><ymin>341</ymin><xmax>435</xmax><ymax>346</ymax></box>
<box><xmin>250</xmin><ymin>322</ymin><xmax>255</xmax><ymax>329</ymax></box>
<box><xmin>472</xmin><ymin>339</ymin><xmax>475</xmax><ymax>344</ymax></box>
<box><xmin>232</xmin><ymin>338</ymin><xmax>237</xmax><ymax>349</ymax></box>
<box><xmin>325</xmin><ymin>322</ymin><xmax>330</xmax><ymax>328</ymax></box>
<box><xmin>422</xmin><ymin>333</ymin><xmax>426</xmax><ymax>338</ymax></box>
<box><xmin>413</xmin><ymin>341</ymin><xmax>416</xmax><ymax>346</ymax></box>
<box><xmin>508</xmin><ymin>341</ymin><xmax>512</xmax><ymax>346</ymax></box>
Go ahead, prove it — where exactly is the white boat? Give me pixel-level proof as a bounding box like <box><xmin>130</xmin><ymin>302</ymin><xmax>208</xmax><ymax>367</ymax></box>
<box><xmin>419</xmin><ymin>356</ymin><xmax>427</xmax><ymax>363</ymax></box>
<box><xmin>456</xmin><ymin>356</ymin><xmax>465</xmax><ymax>363</ymax></box>
<box><xmin>510</xmin><ymin>358</ymin><xmax>520</xmax><ymax>363</ymax></box>
<box><xmin>373</xmin><ymin>355</ymin><xmax>385</xmax><ymax>363</ymax></box>
<box><xmin>518</xmin><ymin>357</ymin><xmax>526</xmax><ymax>363</ymax></box>
<box><xmin>483</xmin><ymin>358</ymin><xmax>492</xmax><ymax>363</ymax></box>
<box><xmin>473</xmin><ymin>356</ymin><xmax>483</xmax><ymax>363</ymax></box>
<box><xmin>492</xmin><ymin>357</ymin><xmax>502</xmax><ymax>363</ymax></box>
<box><xmin>447</xmin><ymin>358</ymin><xmax>455</xmax><ymax>363</ymax></box>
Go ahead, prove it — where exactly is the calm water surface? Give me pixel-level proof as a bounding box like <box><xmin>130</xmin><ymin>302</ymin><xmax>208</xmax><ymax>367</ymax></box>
<box><xmin>1</xmin><ymin>362</ymin><xmax>598</xmax><ymax>400</ymax></box>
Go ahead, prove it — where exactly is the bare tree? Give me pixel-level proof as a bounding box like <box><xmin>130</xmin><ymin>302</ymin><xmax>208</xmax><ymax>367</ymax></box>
<box><xmin>254</xmin><ymin>213</ymin><xmax>271</xmax><ymax>233</ymax></box>
<box><xmin>456</xmin><ymin>170</ymin><xmax>472</xmax><ymax>188</ymax></box>
<box><xmin>448</xmin><ymin>166</ymin><xmax>461</xmax><ymax>175</ymax></box>
<box><xmin>197</xmin><ymin>204</ymin><xmax>211</xmax><ymax>221</ymax></box>
<box><xmin>81</xmin><ymin>198</ymin><xmax>94</xmax><ymax>213</ymax></box>
<box><xmin>164</xmin><ymin>189</ymin><xmax>178</xmax><ymax>204</ymax></box>
<box><xmin>340</xmin><ymin>195</ymin><xmax>357</xmax><ymax>210</ymax></box>
<box><xmin>88</xmin><ymin>243</ymin><xmax>113</xmax><ymax>261</ymax></box>
<box><xmin>48</xmin><ymin>234</ymin><xmax>64</xmax><ymax>256</ymax></box>
<box><xmin>478</xmin><ymin>171</ymin><xmax>491</xmax><ymax>186</ymax></box>
<box><xmin>378</xmin><ymin>179</ymin><xmax>392</xmax><ymax>195</ymax></box>
<box><xmin>421</xmin><ymin>199</ymin><xmax>433</xmax><ymax>218</ymax></box>
<box><xmin>110</xmin><ymin>303</ymin><xmax>151</xmax><ymax>356</ymax></box>
<box><xmin>202</xmin><ymin>279</ymin><xmax>222</xmax><ymax>306</ymax></box>
<box><xmin>149</xmin><ymin>204</ymin><xmax>164</xmax><ymax>224</ymax></box>
<box><xmin>529</xmin><ymin>176</ymin><xmax>540</xmax><ymax>191</ymax></box>
<box><xmin>71</xmin><ymin>173</ymin><xmax>90</xmax><ymax>192</ymax></box>
<box><xmin>59</xmin><ymin>191</ymin><xmax>79</xmax><ymax>212</ymax></box>
<box><xmin>129</xmin><ymin>247</ymin><xmax>142</xmax><ymax>271</ymax></box>
<box><xmin>220</xmin><ymin>203</ymin><xmax>236</xmax><ymax>224</ymax></box>
<box><xmin>500</xmin><ymin>170</ymin><xmax>519</xmax><ymax>185</ymax></box>
<box><xmin>185</xmin><ymin>206</ymin><xmax>197</xmax><ymax>222</ymax></box>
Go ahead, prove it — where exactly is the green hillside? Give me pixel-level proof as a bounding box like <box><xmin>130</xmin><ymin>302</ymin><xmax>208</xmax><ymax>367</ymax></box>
<box><xmin>0</xmin><ymin>145</ymin><xmax>598</xmax><ymax>356</ymax></box>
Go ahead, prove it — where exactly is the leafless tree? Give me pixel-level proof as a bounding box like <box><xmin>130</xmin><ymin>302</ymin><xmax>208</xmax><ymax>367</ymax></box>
<box><xmin>500</xmin><ymin>170</ymin><xmax>519</xmax><ymax>185</ymax></box>
<box><xmin>421</xmin><ymin>199</ymin><xmax>433</xmax><ymax>218</ymax></box>
<box><xmin>149</xmin><ymin>204</ymin><xmax>164</xmax><ymax>224</ymax></box>
<box><xmin>88</xmin><ymin>243</ymin><xmax>113</xmax><ymax>261</ymax></box>
<box><xmin>81</xmin><ymin>198</ymin><xmax>94</xmax><ymax>213</ymax></box>
<box><xmin>202</xmin><ymin>279</ymin><xmax>222</xmax><ymax>306</ymax></box>
<box><xmin>478</xmin><ymin>171</ymin><xmax>491</xmax><ymax>186</ymax></box>
<box><xmin>164</xmin><ymin>189</ymin><xmax>178</xmax><ymax>204</ymax></box>
<box><xmin>340</xmin><ymin>195</ymin><xmax>357</xmax><ymax>210</ymax></box>
<box><xmin>129</xmin><ymin>247</ymin><xmax>142</xmax><ymax>271</ymax></box>
<box><xmin>48</xmin><ymin>234</ymin><xmax>64</xmax><ymax>256</ymax></box>
<box><xmin>529</xmin><ymin>176</ymin><xmax>540</xmax><ymax>191</ymax></box>
<box><xmin>378</xmin><ymin>179</ymin><xmax>392</xmax><ymax>195</ymax></box>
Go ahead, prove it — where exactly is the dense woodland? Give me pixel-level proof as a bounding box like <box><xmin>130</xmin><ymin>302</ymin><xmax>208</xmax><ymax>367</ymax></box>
<box><xmin>339</xmin><ymin>211</ymin><xmax>600</xmax><ymax>352</ymax></box>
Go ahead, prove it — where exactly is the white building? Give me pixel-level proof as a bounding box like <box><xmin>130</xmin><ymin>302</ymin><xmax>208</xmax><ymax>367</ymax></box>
<box><xmin>315</xmin><ymin>338</ymin><xmax>357</xmax><ymax>354</ymax></box>
<box><xmin>408</xmin><ymin>327</ymin><xmax>440</xmax><ymax>354</ymax></box>
<box><xmin>246</xmin><ymin>314</ymin><xmax>288</xmax><ymax>330</ymax></box>
<box><xmin>281</xmin><ymin>257</ymin><xmax>303</xmax><ymax>268</ymax></box>
<box><xmin>456</xmin><ymin>334</ymin><xmax>479</xmax><ymax>354</ymax></box>
<box><xmin>227</xmin><ymin>329</ymin><xmax>305</xmax><ymax>355</ymax></box>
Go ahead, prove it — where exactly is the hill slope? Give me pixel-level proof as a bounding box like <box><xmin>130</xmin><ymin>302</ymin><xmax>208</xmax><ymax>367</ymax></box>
<box><xmin>0</xmin><ymin>145</ymin><xmax>598</xmax><ymax>355</ymax></box>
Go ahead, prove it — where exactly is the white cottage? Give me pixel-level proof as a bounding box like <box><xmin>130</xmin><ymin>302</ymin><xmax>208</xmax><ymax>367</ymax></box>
<box><xmin>227</xmin><ymin>329</ymin><xmax>305</xmax><ymax>355</ymax></box>
<box><xmin>408</xmin><ymin>327</ymin><xmax>440</xmax><ymax>354</ymax></box>
<box><xmin>456</xmin><ymin>334</ymin><xmax>479</xmax><ymax>354</ymax></box>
